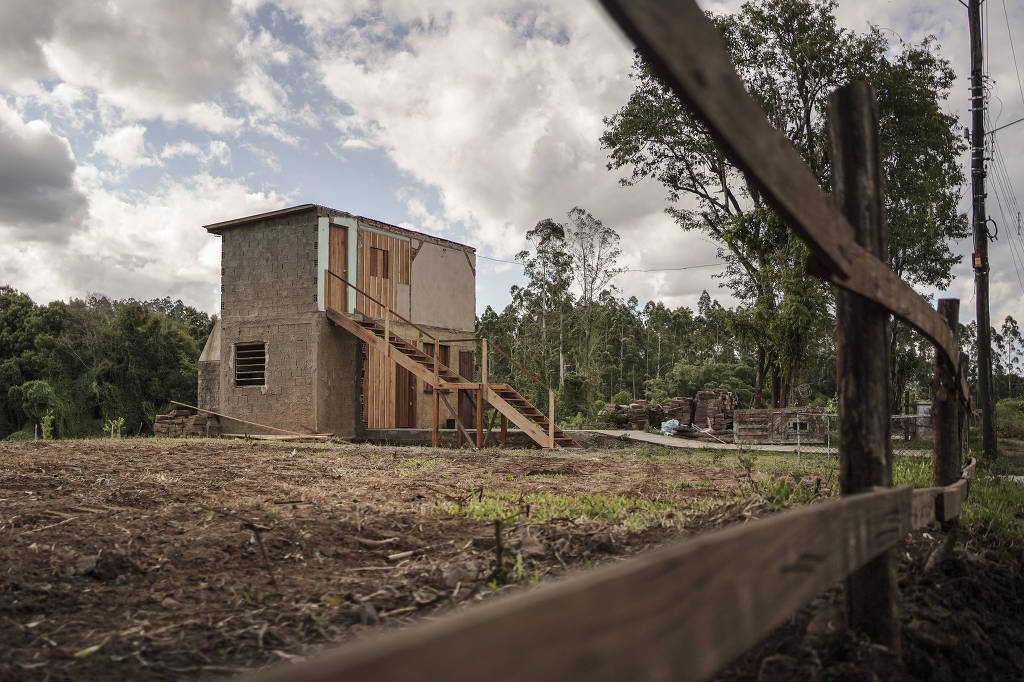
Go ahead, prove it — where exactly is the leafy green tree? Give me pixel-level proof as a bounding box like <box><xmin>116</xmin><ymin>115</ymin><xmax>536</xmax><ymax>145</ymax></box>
<box><xmin>0</xmin><ymin>287</ymin><xmax>210</xmax><ymax>439</ymax></box>
<box><xmin>515</xmin><ymin>218</ymin><xmax>573</xmax><ymax>389</ymax></box>
<box><xmin>601</xmin><ymin>0</ymin><xmax>966</xmax><ymax>407</ymax></box>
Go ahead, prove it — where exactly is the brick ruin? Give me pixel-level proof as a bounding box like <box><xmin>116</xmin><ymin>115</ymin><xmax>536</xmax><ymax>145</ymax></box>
<box><xmin>600</xmin><ymin>389</ymin><xmax>828</xmax><ymax>443</ymax></box>
<box><xmin>600</xmin><ymin>388</ymin><xmax>737</xmax><ymax>440</ymax></box>
<box><xmin>154</xmin><ymin>410</ymin><xmax>222</xmax><ymax>438</ymax></box>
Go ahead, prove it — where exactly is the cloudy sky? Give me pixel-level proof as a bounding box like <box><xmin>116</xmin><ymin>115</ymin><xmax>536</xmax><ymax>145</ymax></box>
<box><xmin>1</xmin><ymin>0</ymin><xmax>1022</xmax><ymax>325</ymax></box>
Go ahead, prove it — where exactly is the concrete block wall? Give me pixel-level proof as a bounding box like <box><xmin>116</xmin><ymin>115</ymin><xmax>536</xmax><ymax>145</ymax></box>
<box><xmin>197</xmin><ymin>361</ymin><xmax>220</xmax><ymax>413</ymax></box>
<box><xmin>217</xmin><ymin>210</ymin><xmax>322</xmax><ymax>435</ymax></box>
<box><xmin>217</xmin><ymin>320</ymin><xmax>317</xmax><ymax>435</ymax></box>
<box><xmin>220</xmin><ymin>212</ymin><xmax>319</xmax><ymax>320</ymax></box>
<box><xmin>315</xmin><ymin>316</ymin><xmax>362</xmax><ymax>437</ymax></box>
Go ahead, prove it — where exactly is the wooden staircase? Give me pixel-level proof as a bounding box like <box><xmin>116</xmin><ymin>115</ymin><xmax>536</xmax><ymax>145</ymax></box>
<box><xmin>326</xmin><ymin>306</ymin><xmax>576</xmax><ymax>448</ymax></box>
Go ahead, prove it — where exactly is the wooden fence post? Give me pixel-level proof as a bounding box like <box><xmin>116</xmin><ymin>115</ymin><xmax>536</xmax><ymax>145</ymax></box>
<box><xmin>933</xmin><ymin>300</ymin><xmax>961</xmax><ymax>491</ymax></box>
<box><xmin>478</xmin><ymin>342</ymin><xmax>487</xmax><ymax>449</ymax></box>
<box><xmin>829</xmin><ymin>81</ymin><xmax>899</xmax><ymax>652</ymax></box>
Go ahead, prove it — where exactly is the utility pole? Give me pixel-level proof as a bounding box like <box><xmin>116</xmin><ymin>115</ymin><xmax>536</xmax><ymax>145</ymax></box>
<box><xmin>970</xmin><ymin>0</ymin><xmax>998</xmax><ymax>458</ymax></box>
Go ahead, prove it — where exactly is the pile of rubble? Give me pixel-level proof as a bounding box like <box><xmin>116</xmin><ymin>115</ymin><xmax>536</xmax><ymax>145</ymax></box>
<box><xmin>597</xmin><ymin>390</ymin><xmax>737</xmax><ymax>440</ymax></box>
<box><xmin>154</xmin><ymin>409</ymin><xmax>222</xmax><ymax>438</ymax></box>
<box><xmin>692</xmin><ymin>389</ymin><xmax>737</xmax><ymax>438</ymax></box>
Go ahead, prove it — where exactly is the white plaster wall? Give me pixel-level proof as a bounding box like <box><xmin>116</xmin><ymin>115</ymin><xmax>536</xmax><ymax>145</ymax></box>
<box><xmin>410</xmin><ymin>242</ymin><xmax>475</xmax><ymax>331</ymax></box>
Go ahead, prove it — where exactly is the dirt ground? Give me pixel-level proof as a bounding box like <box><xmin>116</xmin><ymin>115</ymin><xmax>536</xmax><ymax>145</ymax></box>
<box><xmin>0</xmin><ymin>438</ymin><xmax>765</xmax><ymax>681</ymax></box>
<box><xmin>2</xmin><ymin>438</ymin><xmax>1020</xmax><ymax>681</ymax></box>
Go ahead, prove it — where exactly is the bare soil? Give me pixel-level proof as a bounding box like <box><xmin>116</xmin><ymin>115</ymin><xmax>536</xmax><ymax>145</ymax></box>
<box><xmin>2</xmin><ymin>439</ymin><xmax>1020</xmax><ymax>681</ymax></box>
<box><xmin>0</xmin><ymin>439</ymin><xmax>759</xmax><ymax>680</ymax></box>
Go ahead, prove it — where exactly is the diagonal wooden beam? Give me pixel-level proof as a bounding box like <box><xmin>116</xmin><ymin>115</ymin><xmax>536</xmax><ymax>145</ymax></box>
<box><xmin>597</xmin><ymin>0</ymin><xmax>963</xmax><ymax>392</ymax></box>
<box><xmin>438</xmin><ymin>390</ymin><xmax>477</xmax><ymax>450</ymax></box>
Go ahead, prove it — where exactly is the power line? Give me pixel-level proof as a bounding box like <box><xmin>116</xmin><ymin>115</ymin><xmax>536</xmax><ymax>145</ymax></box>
<box><xmin>1001</xmin><ymin>0</ymin><xmax>1024</xmax><ymax>107</ymax></box>
<box><xmin>476</xmin><ymin>252</ymin><xmax>724</xmax><ymax>274</ymax></box>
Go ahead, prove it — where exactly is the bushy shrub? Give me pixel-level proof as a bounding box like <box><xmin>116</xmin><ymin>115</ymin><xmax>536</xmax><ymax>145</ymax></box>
<box><xmin>995</xmin><ymin>399</ymin><xmax>1024</xmax><ymax>439</ymax></box>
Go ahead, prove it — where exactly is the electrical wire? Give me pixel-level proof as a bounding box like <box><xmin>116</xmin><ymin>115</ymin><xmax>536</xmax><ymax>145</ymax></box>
<box><xmin>476</xmin><ymin>252</ymin><xmax>725</xmax><ymax>275</ymax></box>
<box><xmin>1001</xmin><ymin>0</ymin><xmax>1024</xmax><ymax>108</ymax></box>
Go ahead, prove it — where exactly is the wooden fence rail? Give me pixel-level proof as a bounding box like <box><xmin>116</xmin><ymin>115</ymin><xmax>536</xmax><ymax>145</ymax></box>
<box><xmin>245</xmin><ymin>459</ymin><xmax>976</xmax><ymax>682</ymax></box>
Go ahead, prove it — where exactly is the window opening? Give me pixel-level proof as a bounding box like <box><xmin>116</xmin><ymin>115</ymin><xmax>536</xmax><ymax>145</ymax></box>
<box><xmin>369</xmin><ymin>246</ymin><xmax>389</xmax><ymax>279</ymax></box>
<box><xmin>235</xmin><ymin>343</ymin><xmax>266</xmax><ymax>386</ymax></box>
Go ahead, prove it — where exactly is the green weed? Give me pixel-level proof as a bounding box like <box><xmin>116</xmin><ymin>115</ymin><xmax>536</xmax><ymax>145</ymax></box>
<box><xmin>397</xmin><ymin>457</ymin><xmax>440</xmax><ymax>477</ymax></box>
<box><xmin>434</xmin><ymin>490</ymin><xmax>680</xmax><ymax>529</ymax></box>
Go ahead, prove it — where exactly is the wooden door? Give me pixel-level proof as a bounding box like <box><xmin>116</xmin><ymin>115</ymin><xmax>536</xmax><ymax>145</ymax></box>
<box><xmin>458</xmin><ymin>350</ymin><xmax>475</xmax><ymax>432</ymax></box>
<box><xmin>327</xmin><ymin>224</ymin><xmax>347</xmax><ymax>311</ymax></box>
<box><xmin>395</xmin><ymin>365</ymin><xmax>416</xmax><ymax>428</ymax></box>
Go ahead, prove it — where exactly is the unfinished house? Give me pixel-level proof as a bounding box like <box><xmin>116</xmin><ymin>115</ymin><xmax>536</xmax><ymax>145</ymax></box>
<box><xmin>197</xmin><ymin>204</ymin><xmax>572</xmax><ymax>448</ymax></box>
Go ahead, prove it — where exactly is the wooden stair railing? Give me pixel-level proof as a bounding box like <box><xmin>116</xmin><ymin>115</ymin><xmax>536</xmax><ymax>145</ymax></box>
<box><xmin>324</xmin><ymin>270</ymin><xmax>575</xmax><ymax>448</ymax></box>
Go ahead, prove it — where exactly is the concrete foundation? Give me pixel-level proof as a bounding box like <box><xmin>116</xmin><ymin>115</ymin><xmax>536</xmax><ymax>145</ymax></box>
<box><xmin>360</xmin><ymin>428</ymin><xmax>540</xmax><ymax>448</ymax></box>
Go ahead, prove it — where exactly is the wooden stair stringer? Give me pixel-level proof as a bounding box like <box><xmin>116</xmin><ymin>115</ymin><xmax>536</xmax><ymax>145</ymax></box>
<box><xmin>326</xmin><ymin>308</ymin><xmax>440</xmax><ymax>388</ymax></box>
<box><xmin>484</xmin><ymin>386</ymin><xmax>553</xmax><ymax>448</ymax></box>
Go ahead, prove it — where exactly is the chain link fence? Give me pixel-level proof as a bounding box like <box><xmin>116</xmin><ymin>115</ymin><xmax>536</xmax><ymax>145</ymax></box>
<box><xmin>728</xmin><ymin>411</ymin><xmax>948</xmax><ymax>464</ymax></box>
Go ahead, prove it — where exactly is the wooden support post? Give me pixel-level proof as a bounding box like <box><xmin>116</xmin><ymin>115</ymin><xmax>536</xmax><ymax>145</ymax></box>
<box><xmin>933</xmin><ymin>300</ymin><xmax>962</xmax><ymax>490</ymax></box>
<box><xmin>478</xmin><ymin>341</ymin><xmax>488</xmax><ymax>449</ymax></box>
<box><xmin>960</xmin><ymin>351</ymin><xmax>970</xmax><ymax>458</ymax></box>
<box><xmin>903</xmin><ymin>390</ymin><xmax>911</xmax><ymax>441</ymax></box>
<box><xmin>549</xmin><ymin>390</ymin><xmax>556</xmax><ymax>449</ymax></box>
<box><xmin>829</xmin><ymin>82</ymin><xmax>899</xmax><ymax>653</ymax></box>
<box><xmin>501</xmin><ymin>414</ymin><xmax>508</xmax><ymax>447</ymax></box>
<box><xmin>383</xmin><ymin>310</ymin><xmax>391</xmax><ymax>359</ymax></box>
<box><xmin>432</xmin><ymin>389</ymin><xmax>439</xmax><ymax>448</ymax></box>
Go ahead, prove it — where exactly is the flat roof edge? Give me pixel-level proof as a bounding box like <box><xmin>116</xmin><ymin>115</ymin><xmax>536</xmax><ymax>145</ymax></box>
<box><xmin>203</xmin><ymin>203</ymin><xmax>475</xmax><ymax>253</ymax></box>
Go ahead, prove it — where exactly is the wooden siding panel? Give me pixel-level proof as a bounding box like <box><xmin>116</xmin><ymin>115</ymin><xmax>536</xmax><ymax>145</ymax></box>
<box><xmin>356</xmin><ymin>227</ymin><xmax>414</xmax><ymax>428</ymax></box>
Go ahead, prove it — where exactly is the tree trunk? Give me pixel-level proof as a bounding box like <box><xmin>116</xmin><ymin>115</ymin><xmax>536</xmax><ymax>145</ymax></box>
<box><xmin>752</xmin><ymin>346</ymin><xmax>766</xmax><ymax>408</ymax></box>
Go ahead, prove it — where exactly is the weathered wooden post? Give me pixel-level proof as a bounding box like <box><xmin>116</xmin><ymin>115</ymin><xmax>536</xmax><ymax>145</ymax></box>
<box><xmin>478</xmin><ymin>341</ymin><xmax>488</xmax><ymax>449</ymax></box>
<box><xmin>933</xmin><ymin>300</ymin><xmax>962</xmax><ymax>494</ymax></box>
<box><xmin>549</xmin><ymin>390</ymin><xmax>556</xmax><ymax>448</ymax></box>
<box><xmin>828</xmin><ymin>81</ymin><xmax>899</xmax><ymax>652</ymax></box>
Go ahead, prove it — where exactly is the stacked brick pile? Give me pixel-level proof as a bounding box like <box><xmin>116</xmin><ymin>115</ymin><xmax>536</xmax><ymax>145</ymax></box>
<box><xmin>627</xmin><ymin>401</ymin><xmax>649</xmax><ymax>430</ymax></box>
<box><xmin>692</xmin><ymin>389</ymin><xmax>737</xmax><ymax>437</ymax></box>
<box><xmin>154</xmin><ymin>410</ymin><xmax>222</xmax><ymax>438</ymax></box>
<box><xmin>664</xmin><ymin>397</ymin><xmax>695</xmax><ymax>426</ymax></box>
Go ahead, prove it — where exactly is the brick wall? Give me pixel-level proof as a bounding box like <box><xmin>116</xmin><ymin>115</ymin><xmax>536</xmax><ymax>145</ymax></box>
<box><xmin>217</xmin><ymin>210</ymin><xmax>321</xmax><ymax>435</ymax></box>
<box><xmin>220</xmin><ymin>211</ymin><xmax>319</xmax><ymax>321</ymax></box>
<box><xmin>315</xmin><ymin>316</ymin><xmax>362</xmax><ymax>437</ymax></box>
<box><xmin>197</xmin><ymin>361</ymin><xmax>220</xmax><ymax>413</ymax></box>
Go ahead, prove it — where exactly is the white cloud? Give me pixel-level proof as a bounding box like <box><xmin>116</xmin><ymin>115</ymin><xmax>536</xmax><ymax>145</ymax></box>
<box><xmin>312</xmin><ymin>2</ymin><xmax>654</xmax><ymax>262</ymax></box>
<box><xmin>0</xmin><ymin>99</ymin><xmax>87</xmax><ymax>242</ymax></box>
<box><xmin>0</xmin><ymin>173</ymin><xmax>289</xmax><ymax>311</ymax></box>
<box><xmin>93</xmin><ymin>125</ymin><xmax>157</xmax><ymax>171</ymax></box>
<box><xmin>160</xmin><ymin>140</ymin><xmax>232</xmax><ymax>166</ymax></box>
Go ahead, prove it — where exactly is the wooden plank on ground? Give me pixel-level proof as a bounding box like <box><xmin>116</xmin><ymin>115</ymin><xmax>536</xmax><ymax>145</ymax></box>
<box><xmin>169</xmin><ymin>401</ymin><xmax>311</xmax><ymax>438</ymax></box>
<box><xmin>245</xmin><ymin>486</ymin><xmax>913</xmax><ymax>682</ymax></box>
<box><xmin>596</xmin><ymin>0</ymin><xmax>963</xmax><ymax>390</ymax></box>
